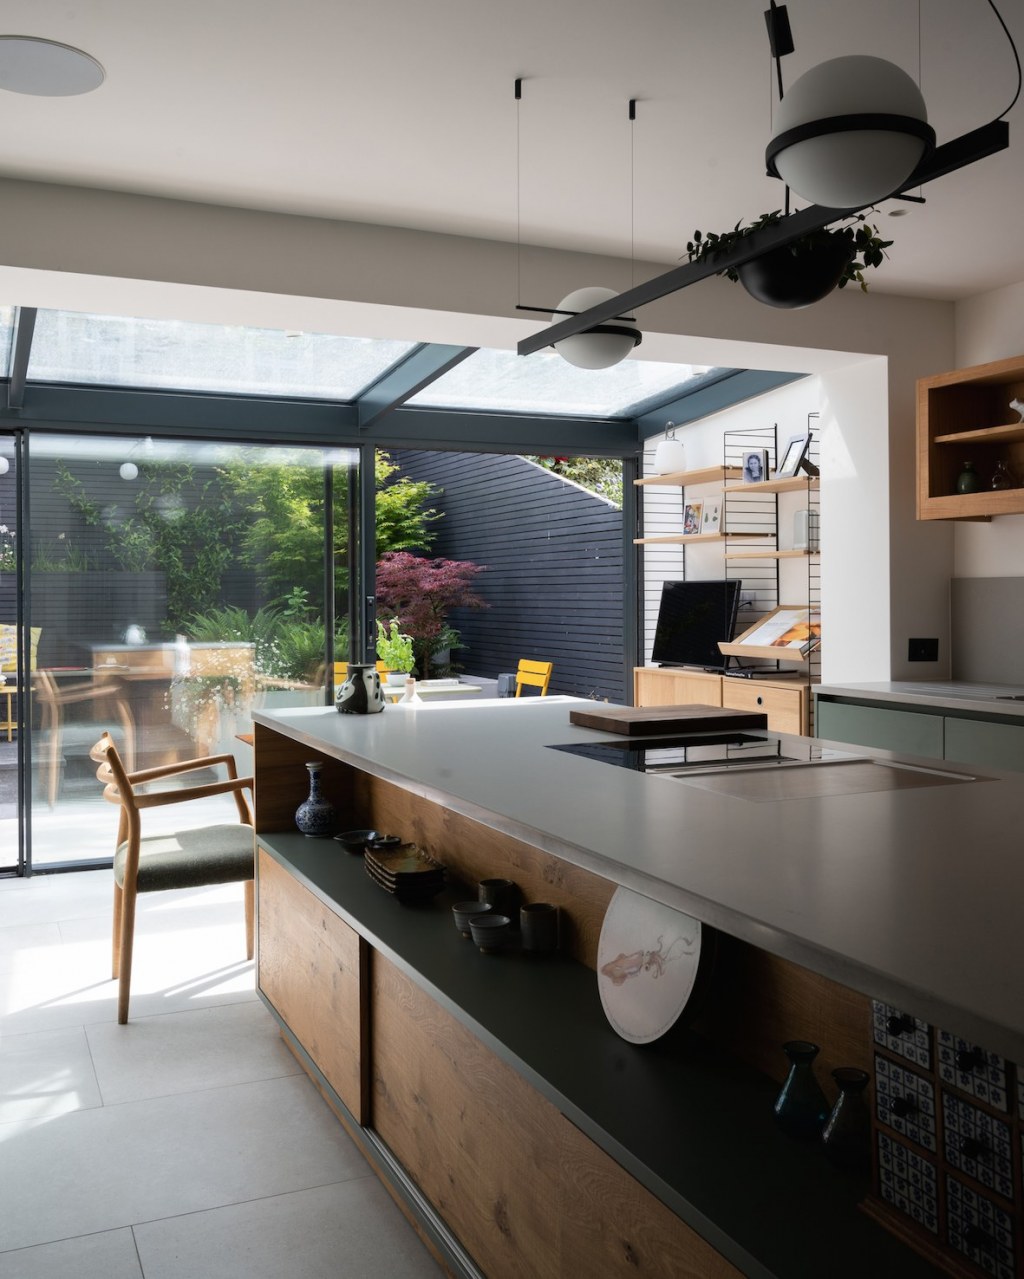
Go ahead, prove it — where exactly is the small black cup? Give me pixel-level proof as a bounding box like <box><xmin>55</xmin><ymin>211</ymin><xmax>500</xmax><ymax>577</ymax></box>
<box><xmin>520</xmin><ymin>902</ymin><xmax>559</xmax><ymax>954</ymax></box>
<box><xmin>478</xmin><ymin>877</ymin><xmax>516</xmax><ymax>915</ymax></box>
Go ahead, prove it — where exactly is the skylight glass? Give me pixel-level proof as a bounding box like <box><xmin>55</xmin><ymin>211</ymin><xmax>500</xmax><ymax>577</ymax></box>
<box><xmin>26</xmin><ymin>310</ymin><xmax>417</xmax><ymax>400</ymax></box>
<box><xmin>0</xmin><ymin>306</ymin><xmax>14</xmax><ymax>377</ymax></box>
<box><xmin>406</xmin><ymin>348</ymin><xmax>717</xmax><ymax>418</ymax></box>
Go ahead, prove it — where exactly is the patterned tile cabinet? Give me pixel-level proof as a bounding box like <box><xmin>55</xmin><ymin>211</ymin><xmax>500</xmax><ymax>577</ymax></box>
<box><xmin>868</xmin><ymin>1001</ymin><xmax>1023</xmax><ymax>1277</ymax></box>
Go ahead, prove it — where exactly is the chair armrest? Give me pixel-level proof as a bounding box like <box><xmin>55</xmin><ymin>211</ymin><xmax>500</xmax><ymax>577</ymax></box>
<box><xmin>134</xmin><ymin>775</ymin><xmax>255</xmax><ymax>809</ymax></box>
<box><xmin>127</xmin><ymin>752</ymin><xmax>242</xmax><ymax>784</ymax></box>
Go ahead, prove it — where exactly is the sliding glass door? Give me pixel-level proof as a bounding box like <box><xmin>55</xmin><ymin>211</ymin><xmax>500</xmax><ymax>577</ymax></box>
<box><xmin>26</xmin><ymin>432</ymin><xmax>352</xmax><ymax>870</ymax></box>
<box><xmin>0</xmin><ymin>432</ymin><xmax>19</xmax><ymax>873</ymax></box>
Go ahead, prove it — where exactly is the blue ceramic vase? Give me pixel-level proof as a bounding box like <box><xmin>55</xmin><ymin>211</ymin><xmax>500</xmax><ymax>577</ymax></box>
<box><xmin>295</xmin><ymin>761</ymin><xmax>336</xmax><ymax>837</ymax></box>
<box><xmin>774</xmin><ymin>1040</ymin><xmax>829</xmax><ymax>1138</ymax></box>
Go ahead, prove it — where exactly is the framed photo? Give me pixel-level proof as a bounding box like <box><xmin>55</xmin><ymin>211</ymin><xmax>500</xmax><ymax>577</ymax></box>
<box><xmin>717</xmin><ymin>606</ymin><xmax>821</xmax><ymax>663</ymax></box>
<box><xmin>701</xmin><ymin>498</ymin><xmax>722</xmax><ymax>534</ymax></box>
<box><xmin>682</xmin><ymin>501</ymin><xmax>703</xmax><ymax>535</ymax></box>
<box><xmin>741</xmin><ymin>448</ymin><xmax>768</xmax><ymax>484</ymax></box>
<box><xmin>776</xmin><ymin>431</ymin><xmax>814</xmax><ymax>479</ymax></box>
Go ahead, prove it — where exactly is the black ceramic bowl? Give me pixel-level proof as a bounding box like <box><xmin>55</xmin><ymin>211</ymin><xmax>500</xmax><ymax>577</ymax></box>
<box><xmin>452</xmin><ymin>901</ymin><xmax>492</xmax><ymax>936</ymax></box>
<box><xmin>334</xmin><ymin>829</ymin><xmax>377</xmax><ymax>854</ymax></box>
<box><xmin>469</xmin><ymin>913</ymin><xmax>512</xmax><ymax>953</ymax></box>
<box><xmin>365</xmin><ymin>832</ymin><xmax>402</xmax><ymax>851</ymax></box>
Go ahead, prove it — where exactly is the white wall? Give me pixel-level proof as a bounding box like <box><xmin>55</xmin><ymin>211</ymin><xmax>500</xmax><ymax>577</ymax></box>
<box><xmin>0</xmin><ymin>177</ymin><xmax>963</xmax><ymax>684</ymax></box>
<box><xmin>954</xmin><ymin>282</ymin><xmax>1024</xmax><ymax>580</ymax></box>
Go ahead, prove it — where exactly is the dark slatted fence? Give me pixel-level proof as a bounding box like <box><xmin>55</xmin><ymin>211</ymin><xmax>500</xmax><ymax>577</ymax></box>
<box><xmin>390</xmin><ymin>451</ymin><xmax>625</xmax><ymax>703</ymax></box>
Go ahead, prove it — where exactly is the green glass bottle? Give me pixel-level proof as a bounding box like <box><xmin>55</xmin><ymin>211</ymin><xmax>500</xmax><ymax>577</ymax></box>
<box><xmin>956</xmin><ymin>461</ymin><xmax>982</xmax><ymax>494</ymax></box>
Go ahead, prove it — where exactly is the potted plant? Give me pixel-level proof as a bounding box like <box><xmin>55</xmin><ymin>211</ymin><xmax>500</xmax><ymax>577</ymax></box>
<box><xmin>686</xmin><ymin>211</ymin><xmax>892</xmax><ymax>309</ymax></box>
<box><xmin>376</xmin><ymin>618</ymin><xmax>415</xmax><ymax>687</ymax></box>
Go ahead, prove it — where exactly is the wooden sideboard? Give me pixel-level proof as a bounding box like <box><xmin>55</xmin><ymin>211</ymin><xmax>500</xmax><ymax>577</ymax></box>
<box><xmin>634</xmin><ymin>666</ymin><xmax>811</xmax><ymax>735</ymax></box>
<box><xmin>253</xmin><ymin>715</ymin><xmax>946</xmax><ymax>1279</ymax></box>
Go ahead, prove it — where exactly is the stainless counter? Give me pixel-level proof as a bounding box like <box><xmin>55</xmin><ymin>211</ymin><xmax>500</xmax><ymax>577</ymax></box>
<box><xmin>816</xmin><ymin>680</ymin><xmax>1024</xmax><ymax>717</ymax></box>
<box><xmin>254</xmin><ymin>698</ymin><xmax>1024</xmax><ymax>1063</ymax></box>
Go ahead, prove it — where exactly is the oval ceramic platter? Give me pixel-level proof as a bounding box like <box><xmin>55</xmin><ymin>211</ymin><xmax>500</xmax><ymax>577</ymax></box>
<box><xmin>597</xmin><ymin>886</ymin><xmax>703</xmax><ymax>1044</ymax></box>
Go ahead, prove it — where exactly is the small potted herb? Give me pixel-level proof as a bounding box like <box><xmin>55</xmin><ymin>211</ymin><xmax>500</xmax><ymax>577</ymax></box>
<box><xmin>376</xmin><ymin>618</ymin><xmax>415</xmax><ymax>686</ymax></box>
<box><xmin>686</xmin><ymin>211</ymin><xmax>892</xmax><ymax>309</ymax></box>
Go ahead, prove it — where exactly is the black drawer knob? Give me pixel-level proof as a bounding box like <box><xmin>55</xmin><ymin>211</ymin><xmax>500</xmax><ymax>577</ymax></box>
<box><xmin>889</xmin><ymin>1096</ymin><xmax>917</xmax><ymax>1119</ymax></box>
<box><xmin>962</xmin><ymin>1223</ymin><xmax>992</xmax><ymax>1251</ymax></box>
<box><xmin>959</xmin><ymin>1136</ymin><xmax>989</xmax><ymax>1161</ymax></box>
<box><xmin>886</xmin><ymin>1013</ymin><xmax>915</xmax><ymax>1036</ymax></box>
<box><xmin>955</xmin><ymin>1047</ymin><xmax>986</xmax><ymax>1073</ymax></box>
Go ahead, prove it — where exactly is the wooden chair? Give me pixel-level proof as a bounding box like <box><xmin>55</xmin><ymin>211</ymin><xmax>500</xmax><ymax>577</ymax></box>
<box><xmin>36</xmin><ymin>669</ymin><xmax>136</xmax><ymax>808</ymax></box>
<box><xmin>515</xmin><ymin>659</ymin><xmax>553</xmax><ymax>697</ymax></box>
<box><xmin>90</xmin><ymin>731</ymin><xmax>255</xmax><ymax>1024</ymax></box>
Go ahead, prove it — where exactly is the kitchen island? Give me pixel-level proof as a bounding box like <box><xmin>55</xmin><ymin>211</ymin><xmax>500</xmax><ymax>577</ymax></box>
<box><xmin>252</xmin><ymin>699</ymin><xmax>1023</xmax><ymax>1279</ymax></box>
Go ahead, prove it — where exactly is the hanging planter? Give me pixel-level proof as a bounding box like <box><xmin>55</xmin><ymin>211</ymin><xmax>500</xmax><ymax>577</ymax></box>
<box><xmin>736</xmin><ymin>234</ymin><xmax>856</xmax><ymax>309</ymax></box>
<box><xmin>686</xmin><ymin>211</ymin><xmax>892</xmax><ymax>310</ymax></box>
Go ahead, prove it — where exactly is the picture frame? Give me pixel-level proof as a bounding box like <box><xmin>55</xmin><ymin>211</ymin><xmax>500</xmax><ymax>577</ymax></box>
<box><xmin>741</xmin><ymin>448</ymin><xmax>769</xmax><ymax>484</ymax></box>
<box><xmin>682</xmin><ymin>501</ymin><xmax>704</xmax><ymax>536</ymax></box>
<box><xmin>776</xmin><ymin>431</ymin><xmax>816</xmax><ymax>479</ymax></box>
<box><xmin>701</xmin><ymin>498</ymin><xmax>722</xmax><ymax>534</ymax></box>
<box><xmin>717</xmin><ymin>606</ymin><xmax>821</xmax><ymax>663</ymax></box>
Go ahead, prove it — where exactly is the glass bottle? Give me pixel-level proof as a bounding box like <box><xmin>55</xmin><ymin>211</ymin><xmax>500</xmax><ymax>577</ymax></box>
<box><xmin>990</xmin><ymin>460</ymin><xmax>1015</xmax><ymax>491</ymax></box>
<box><xmin>956</xmin><ymin>461</ymin><xmax>982</xmax><ymax>494</ymax></box>
<box><xmin>295</xmin><ymin>760</ymin><xmax>336</xmax><ymax>837</ymax></box>
<box><xmin>774</xmin><ymin>1040</ymin><xmax>829</xmax><ymax>1138</ymax></box>
<box><xmin>821</xmin><ymin>1067</ymin><xmax>871</xmax><ymax>1173</ymax></box>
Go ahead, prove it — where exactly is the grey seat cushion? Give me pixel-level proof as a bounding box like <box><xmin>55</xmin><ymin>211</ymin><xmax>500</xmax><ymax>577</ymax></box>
<box><xmin>114</xmin><ymin>823</ymin><xmax>255</xmax><ymax>892</ymax></box>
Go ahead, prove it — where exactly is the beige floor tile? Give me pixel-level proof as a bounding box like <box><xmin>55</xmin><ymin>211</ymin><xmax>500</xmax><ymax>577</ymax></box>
<box><xmin>0</xmin><ymin>1228</ymin><xmax>143</xmax><ymax>1279</ymax></box>
<box><xmin>0</xmin><ymin>922</ymin><xmax>63</xmax><ymax>975</ymax></box>
<box><xmin>133</xmin><ymin>1180</ymin><xmax>439</xmax><ymax>1279</ymax></box>
<box><xmin>85</xmin><ymin>1001</ymin><xmax>299</xmax><ymax>1106</ymax></box>
<box><xmin>0</xmin><ymin>1073</ymin><xmax>370</xmax><ymax>1253</ymax></box>
<box><xmin>0</xmin><ymin>1026</ymin><xmax>102</xmax><ymax>1124</ymax></box>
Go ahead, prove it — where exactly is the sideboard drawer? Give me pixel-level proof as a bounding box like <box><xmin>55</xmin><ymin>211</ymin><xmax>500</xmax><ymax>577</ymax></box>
<box><xmin>946</xmin><ymin>1175</ymin><xmax>1018</xmax><ymax>1279</ymax></box>
<box><xmin>875</xmin><ymin>1055</ymin><xmax>937</xmax><ymax>1154</ymax></box>
<box><xmin>722</xmin><ymin>679</ymin><xmax>806</xmax><ymax>735</ymax></box>
<box><xmin>938</xmin><ymin>1029</ymin><xmax>1010</xmax><ymax>1112</ymax></box>
<box><xmin>876</xmin><ymin>1131</ymin><xmax>940</xmax><ymax>1236</ymax></box>
<box><xmin>872</xmin><ymin>1001</ymin><xmax>933</xmax><ymax>1070</ymax></box>
<box><xmin>942</xmin><ymin>1092</ymin><xmax>1016</xmax><ymax>1201</ymax></box>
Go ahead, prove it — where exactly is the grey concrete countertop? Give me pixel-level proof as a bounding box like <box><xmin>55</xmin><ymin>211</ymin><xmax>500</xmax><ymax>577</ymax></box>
<box><xmin>254</xmin><ymin>698</ymin><xmax>1024</xmax><ymax>1062</ymax></box>
<box><xmin>816</xmin><ymin>680</ymin><xmax>1024</xmax><ymax>717</ymax></box>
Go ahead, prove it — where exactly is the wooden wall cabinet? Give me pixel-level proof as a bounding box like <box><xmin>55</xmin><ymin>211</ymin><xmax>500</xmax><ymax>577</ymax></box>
<box><xmin>917</xmin><ymin>354</ymin><xmax>1024</xmax><ymax>520</ymax></box>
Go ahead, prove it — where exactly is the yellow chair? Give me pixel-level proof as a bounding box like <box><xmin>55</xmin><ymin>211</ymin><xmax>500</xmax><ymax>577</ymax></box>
<box><xmin>90</xmin><ymin>732</ymin><xmax>254</xmax><ymax>1024</ymax></box>
<box><xmin>515</xmin><ymin>659</ymin><xmax>553</xmax><ymax>697</ymax></box>
<box><xmin>333</xmin><ymin>660</ymin><xmax>389</xmax><ymax>684</ymax></box>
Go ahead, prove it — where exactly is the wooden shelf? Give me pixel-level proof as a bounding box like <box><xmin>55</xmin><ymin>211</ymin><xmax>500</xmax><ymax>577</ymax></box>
<box><xmin>635</xmin><ymin>465</ymin><xmax>741</xmax><ymax>487</ymax></box>
<box><xmin>633</xmin><ymin>532</ymin><xmax>762</xmax><ymax>546</ymax></box>
<box><xmin>934</xmin><ymin>422</ymin><xmax>1024</xmax><ymax>445</ymax></box>
<box><xmin>724</xmin><ymin>548</ymin><xmax>818</xmax><ymax>560</ymax></box>
<box><xmin>728</xmin><ymin>475</ymin><xmax>820</xmax><ymax>495</ymax></box>
<box><xmin>917</xmin><ymin>354</ymin><xmax>1024</xmax><ymax>520</ymax></box>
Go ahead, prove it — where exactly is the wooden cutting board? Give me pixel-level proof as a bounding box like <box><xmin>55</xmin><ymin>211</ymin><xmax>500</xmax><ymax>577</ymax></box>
<box><xmin>568</xmin><ymin>704</ymin><xmax>768</xmax><ymax>735</ymax></box>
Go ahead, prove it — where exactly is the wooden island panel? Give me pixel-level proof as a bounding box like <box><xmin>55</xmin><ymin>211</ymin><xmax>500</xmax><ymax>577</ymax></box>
<box><xmin>371</xmin><ymin>954</ymin><xmax>742</xmax><ymax>1279</ymax></box>
<box><xmin>257</xmin><ymin>848</ymin><xmax>368</xmax><ymax>1123</ymax></box>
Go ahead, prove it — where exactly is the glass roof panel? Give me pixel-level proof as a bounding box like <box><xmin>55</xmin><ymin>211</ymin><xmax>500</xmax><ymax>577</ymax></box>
<box><xmin>406</xmin><ymin>348</ymin><xmax>717</xmax><ymax>418</ymax></box>
<box><xmin>0</xmin><ymin>306</ymin><xmax>14</xmax><ymax>378</ymax></box>
<box><xmin>26</xmin><ymin>310</ymin><xmax>417</xmax><ymax>400</ymax></box>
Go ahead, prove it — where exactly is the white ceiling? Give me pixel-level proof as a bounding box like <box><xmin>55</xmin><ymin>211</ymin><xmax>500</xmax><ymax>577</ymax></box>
<box><xmin>0</xmin><ymin>0</ymin><xmax>1020</xmax><ymax>306</ymax></box>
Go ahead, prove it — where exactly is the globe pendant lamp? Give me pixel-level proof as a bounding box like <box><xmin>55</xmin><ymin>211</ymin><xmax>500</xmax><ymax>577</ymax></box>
<box><xmin>766</xmin><ymin>55</ymin><xmax>935</xmax><ymax>209</ymax></box>
<box><xmin>552</xmin><ymin>286</ymin><xmax>642</xmax><ymax>370</ymax></box>
<box><xmin>653</xmin><ymin>423</ymin><xmax>686</xmax><ymax>474</ymax></box>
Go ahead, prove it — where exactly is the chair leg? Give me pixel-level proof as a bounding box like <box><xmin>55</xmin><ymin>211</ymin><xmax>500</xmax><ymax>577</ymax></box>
<box><xmin>244</xmin><ymin>879</ymin><xmax>254</xmax><ymax>960</ymax></box>
<box><xmin>112</xmin><ymin>882</ymin><xmax>124</xmax><ymax>978</ymax></box>
<box><xmin>117</xmin><ymin>881</ymin><xmax>138</xmax><ymax>1025</ymax></box>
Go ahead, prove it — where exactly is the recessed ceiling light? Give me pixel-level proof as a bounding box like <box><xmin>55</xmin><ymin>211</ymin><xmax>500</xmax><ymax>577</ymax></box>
<box><xmin>0</xmin><ymin>36</ymin><xmax>104</xmax><ymax>96</ymax></box>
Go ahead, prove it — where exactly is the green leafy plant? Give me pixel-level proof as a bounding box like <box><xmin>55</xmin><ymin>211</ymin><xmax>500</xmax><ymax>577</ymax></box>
<box><xmin>526</xmin><ymin>456</ymin><xmax>623</xmax><ymax>507</ymax></box>
<box><xmin>686</xmin><ymin>211</ymin><xmax>892</xmax><ymax>292</ymax></box>
<box><xmin>375</xmin><ymin>619</ymin><xmax>415</xmax><ymax>674</ymax></box>
<box><xmin>0</xmin><ymin>524</ymin><xmax>14</xmax><ymax>573</ymax></box>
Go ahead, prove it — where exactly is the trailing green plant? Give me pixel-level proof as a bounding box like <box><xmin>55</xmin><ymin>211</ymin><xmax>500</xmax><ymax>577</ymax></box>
<box><xmin>685</xmin><ymin>210</ymin><xmax>893</xmax><ymax>292</ymax></box>
<box><xmin>375</xmin><ymin>618</ymin><xmax>415</xmax><ymax>674</ymax></box>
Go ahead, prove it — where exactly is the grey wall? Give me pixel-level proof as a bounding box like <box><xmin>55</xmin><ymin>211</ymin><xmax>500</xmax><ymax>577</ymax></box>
<box><xmin>392</xmin><ymin>451</ymin><xmax>625</xmax><ymax>703</ymax></box>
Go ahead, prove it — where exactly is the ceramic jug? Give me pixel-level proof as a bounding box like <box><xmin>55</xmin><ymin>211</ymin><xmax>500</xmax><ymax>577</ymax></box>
<box><xmin>336</xmin><ymin>662</ymin><xmax>386</xmax><ymax>714</ymax></box>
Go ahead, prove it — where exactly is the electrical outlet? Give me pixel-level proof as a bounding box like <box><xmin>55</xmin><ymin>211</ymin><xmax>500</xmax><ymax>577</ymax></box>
<box><xmin>908</xmin><ymin>637</ymin><xmax>939</xmax><ymax>662</ymax></box>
